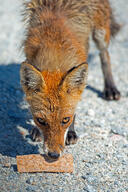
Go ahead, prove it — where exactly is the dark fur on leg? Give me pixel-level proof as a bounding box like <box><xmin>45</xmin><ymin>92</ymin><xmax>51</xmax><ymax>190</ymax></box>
<box><xmin>100</xmin><ymin>51</ymin><xmax>121</xmax><ymax>100</ymax></box>
<box><xmin>31</xmin><ymin>128</ymin><xmax>42</xmax><ymax>142</ymax></box>
<box><xmin>65</xmin><ymin>115</ymin><xmax>78</xmax><ymax>145</ymax></box>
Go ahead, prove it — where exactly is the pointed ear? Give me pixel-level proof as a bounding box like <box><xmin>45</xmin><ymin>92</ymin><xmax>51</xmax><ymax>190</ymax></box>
<box><xmin>20</xmin><ymin>62</ymin><xmax>45</xmax><ymax>92</ymax></box>
<box><xmin>60</xmin><ymin>63</ymin><xmax>88</xmax><ymax>93</ymax></box>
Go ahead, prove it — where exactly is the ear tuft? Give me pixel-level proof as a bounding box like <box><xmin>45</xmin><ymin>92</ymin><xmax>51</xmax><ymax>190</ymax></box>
<box><xmin>20</xmin><ymin>62</ymin><xmax>44</xmax><ymax>92</ymax></box>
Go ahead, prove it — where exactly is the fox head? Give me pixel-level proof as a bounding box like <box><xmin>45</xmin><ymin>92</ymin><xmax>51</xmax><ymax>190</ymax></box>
<box><xmin>20</xmin><ymin>61</ymin><xmax>88</xmax><ymax>158</ymax></box>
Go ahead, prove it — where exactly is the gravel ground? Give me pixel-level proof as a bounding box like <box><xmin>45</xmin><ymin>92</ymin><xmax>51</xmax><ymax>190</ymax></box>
<box><xmin>0</xmin><ymin>0</ymin><xmax>128</xmax><ymax>191</ymax></box>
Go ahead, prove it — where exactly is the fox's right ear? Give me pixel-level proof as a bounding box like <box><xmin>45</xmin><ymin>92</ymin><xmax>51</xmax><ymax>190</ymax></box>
<box><xmin>59</xmin><ymin>62</ymin><xmax>88</xmax><ymax>94</ymax></box>
<box><xmin>20</xmin><ymin>62</ymin><xmax>45</xmax><ymax>92</ymax></box>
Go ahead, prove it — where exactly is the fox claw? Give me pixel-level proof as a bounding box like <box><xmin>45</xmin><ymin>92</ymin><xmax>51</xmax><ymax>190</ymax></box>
<box><xmin>31</xmin><ymin>128</ymin><xmax>42</xmax><ymax>142</ymax></box>
<box><xmin>103</xmin><ymin>87</ymin><xmax>121</xmax><ymax>101</ymax></box>
<box><xmin>65</xmin><ymin>131</ymin><xmax>78</xmax><ymax>145</ymax></box>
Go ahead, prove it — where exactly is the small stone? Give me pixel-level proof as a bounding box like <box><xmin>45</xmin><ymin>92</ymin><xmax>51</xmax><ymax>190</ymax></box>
<box><xmin>123</xmin><ymin>144</ymin><xmax>128</xmax><ymax>148</ymax></box>
<box><xmin>110</xmin><ymin>127</ymin><xmax>128</xmax><ymax>137</ymax></box>
<box><xmin>26</xmin><ymin>186</ymin><xmax>39</xmax><ymax>192</ymax></box>
<box><xmin>83</xmin><ymin>185</ymin><xmax>96</xmax><ymax>192</ymax></box>
<box><xmin>87</xmin><ymin>109</ymin><xmax>95</xmax><ymax>117</ymax></box>
<box><xmin>81</xmin><ymin>176</ymin><xmax>87</xmax><ymax>180</ymax></box>
<box><xmin>26</xmin><ymin>177</ymin><xmax>36</xmax><ymax>185</ymax></box>
<box><xmin>3</xmin><ymin>163</ymin><xmax>11</xmax><ymax>168</ymax></box>
<box><xmin>114</xmin><ymin>181</ymin><xmax>119</xmax><ymax>186</ymax></box>
<box><xmin>87</xmin><ymin>175</ymin><xmax>97</xmax><ymax>183</ymax></box>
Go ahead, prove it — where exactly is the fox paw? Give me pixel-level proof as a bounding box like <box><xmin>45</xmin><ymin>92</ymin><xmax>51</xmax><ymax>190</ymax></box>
<box><xmin>103</xmin><ymin>87</ymin><xmax>121</xmax><ymax>101</ymax></box>
<box><xmin>31</xmin><ymin>128</ymin><xmax>42</xmax><ymax>142</ymax></box>
<box><xmin>65</xmin><ymin>131</ymin><xmax>78</xmax><ymax>145</ymax></box>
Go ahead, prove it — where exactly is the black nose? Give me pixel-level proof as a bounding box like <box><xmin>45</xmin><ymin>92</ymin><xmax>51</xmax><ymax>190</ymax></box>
<box><xmin>48</xmin><ymin>152</ymin><xmax>60</xmax><ymax>159</ymax></box>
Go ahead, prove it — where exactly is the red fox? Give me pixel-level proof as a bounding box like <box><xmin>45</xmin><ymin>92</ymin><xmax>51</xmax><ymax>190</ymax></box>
<box><xmin>20</xmin><ymin>0</ymin><xmax>121</xmax><ymax>159</ymax></box>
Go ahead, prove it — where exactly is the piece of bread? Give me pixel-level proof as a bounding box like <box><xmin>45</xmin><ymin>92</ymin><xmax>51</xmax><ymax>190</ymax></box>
<box><xmin>16</xmin><ymin>154</ymin><xmax>73</xmax><ymax>173</ymax></box>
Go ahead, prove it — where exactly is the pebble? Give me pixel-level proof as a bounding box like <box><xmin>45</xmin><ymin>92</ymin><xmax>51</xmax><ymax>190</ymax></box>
<box><xmin>3</xmin><ymin>163</ymin><xmax>11</xmax><ymax>168</ymax></box>
<box><xmin>87</xmin><ymin>109</ymin><xmax>95</xmax><ymax>117</ymax></box>
<box><xmin>26</xmin><ymin>186</ymin><xmax>39</xmax><ymax>192</ymax></box>
<box><xmin>83</xmin><ymin>185</ymin><xmax>96</xmax><ymax>192</ymax></box>
<box><xmin>123</xmin><ymin>144</ymin><xmax>128</xmax><ymax>148</ymax></box>
<box><xmin>26</xmin><ymin>177</ymin><xmax>36</xmax><ymax>185</ymax></box>
<box><xmin>111</xmin><ymin>127</ymin><xmax>128</xmax><ymax>137</ymax></box>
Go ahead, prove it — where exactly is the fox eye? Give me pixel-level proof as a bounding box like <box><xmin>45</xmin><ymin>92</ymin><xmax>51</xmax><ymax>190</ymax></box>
<box><xmin>62</xmin><ymin>117</ymin><xmax>70</xmax><ymax>125</ymax></box>
<box><xmin>37</xmin><ymin>118</ymin><xmax>47</xmax><ymax>126</ymax></box>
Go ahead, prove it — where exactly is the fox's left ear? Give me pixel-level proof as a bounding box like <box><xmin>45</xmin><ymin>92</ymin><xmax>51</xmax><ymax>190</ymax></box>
<box><xmin>60</xmin><ymin>62</ymin><xmax>88</xmax><ymax>93</ymax></box>
<box><xmin>20</xmin><ymin>61</ymin><xmax>45</xmax><ymax>93</ymax></box>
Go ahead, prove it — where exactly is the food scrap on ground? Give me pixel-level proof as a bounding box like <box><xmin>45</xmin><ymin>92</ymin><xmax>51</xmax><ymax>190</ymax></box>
<box><xmin>16</xmin><ymin>154</ymin><xmax>73</xmax><ymax>173</ymax></box>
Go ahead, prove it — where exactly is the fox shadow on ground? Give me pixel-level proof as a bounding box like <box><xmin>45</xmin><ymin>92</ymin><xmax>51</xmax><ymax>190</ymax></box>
<box><xmin>86</xmin><ymin>85</ymin><xmax>103</xmax><ymax>98</ymax></box>
<box><xmin>0</xmin><ymin>63</ymin><xmax>39</xmax><ymax>158</ymax></box>
<box><xmin>0</xmin><ymin>63</ymin><xmax>102</xmax><ymax>158</ymax></box>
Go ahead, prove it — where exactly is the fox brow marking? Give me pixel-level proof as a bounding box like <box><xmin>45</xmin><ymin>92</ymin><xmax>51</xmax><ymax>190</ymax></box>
<box><xmin>47</xmin><ymin>98</ymin><xmax>55</xmax><ymax>112</ymax></box>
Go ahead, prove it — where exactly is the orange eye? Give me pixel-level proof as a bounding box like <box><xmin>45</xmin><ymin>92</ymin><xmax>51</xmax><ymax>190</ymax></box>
<box><xmin>62</xmin><ymin>117</ymin><xmax>70</xmax><ymax>125</ymax></box>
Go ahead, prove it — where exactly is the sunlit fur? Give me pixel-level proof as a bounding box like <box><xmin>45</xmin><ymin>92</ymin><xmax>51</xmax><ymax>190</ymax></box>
<box><xmin>20</xmin><ymin>0</ymin><xmax>120</xmax><ymax>155</ymax></box>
